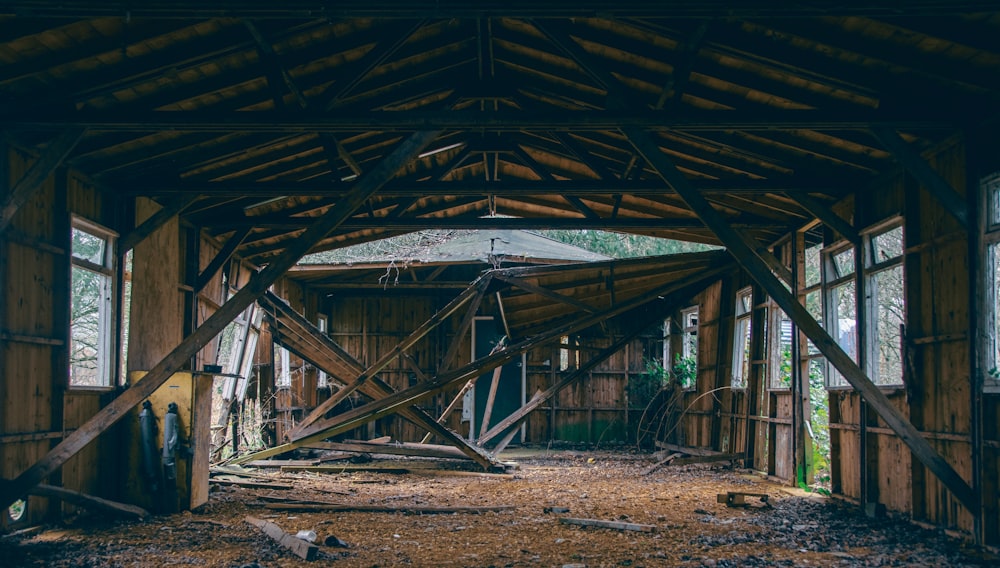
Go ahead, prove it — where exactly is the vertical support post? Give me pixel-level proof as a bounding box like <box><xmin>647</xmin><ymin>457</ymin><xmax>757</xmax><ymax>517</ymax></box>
<box><xmin>792</xmin><ymin>231</ymin><xmax>813</xmax><ymax>485</ymax></box>
<box><xmin>49</xmin><ymin>167</ymin><xmax>69</xmax><ymax>517</ymax></box>
<box><xmin>854</xmin><ymin>198</ymin><xmax>877</xmax><ymax>515</ymax></box>
<box><xmin>744</xmin><ymin>285</ymin><xmax>767</xmax><ymax>467</ymax></box>
<box><xmin>967</xmin><ymin>138</ymin><xmax>986</xmax><ymax>545</ymax></box>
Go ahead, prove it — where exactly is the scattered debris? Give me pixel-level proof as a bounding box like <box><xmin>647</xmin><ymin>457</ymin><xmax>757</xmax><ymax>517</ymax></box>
<box><xmin>245</xmin><ymin>516</ymin><xmax>318</xmax><ymax>561</ymax></box>
<box><xmin>641</xmin><ymin>452</ymin><xmax>681</xmax><ymax>475</ymax></box>
<box><xmin>323</xmin><ymin>534</ymin><xmax>350</xmax><ymax>548</ymax></box>
<box><xmin>262</xmin><ymin>503</ymin><xmax>516</xmax><ymax>514</ymax></box>
<box><xmin>543</xmin><ymin>506</ymin><xmax>570</xmax><ymax>514</ymax></box>
<box><xmin>209</xmin><ymin>476</ymin><xmax>293</xmax><ymax>490</ymax></box>
<box><xmin>558</xmin><ymin>517</ymin><xmax>658</xmax><ymax>532</ymax></box>
<box><xmin>29</xmin><ymin>484</ymin><xmax>150</xmax><ymax>520</ymax></box>
<box><xmin>717</xmin><ymin>491</ymin><xmax>771</xmax><ymax>508</ymax></box>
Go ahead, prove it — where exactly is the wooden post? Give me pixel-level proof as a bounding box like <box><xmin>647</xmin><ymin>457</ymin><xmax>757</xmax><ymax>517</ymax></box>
<box><xmin>967</xmin><ymin>139</ymin><xmax>986</xmax><ymax>545</ymax></box>
<box><xmin>0</xmin><ymin>130</ymin><xmax>442</xmax><ymax>510</ymax></box>
<box><xmin>478</xmin><ymin>366</ymin><xmax>503</xmax><ymax>441</ymax></box>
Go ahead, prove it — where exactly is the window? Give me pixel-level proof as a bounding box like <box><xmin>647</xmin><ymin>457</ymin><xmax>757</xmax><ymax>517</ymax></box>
<box><xmin>317</xmin><ymin>314</ymin><xmax>329</xmax><ymax>388</ymax></box>
<box><xmin>276</xmin><ymin>347</ymin><xmax>292</xmax><ymax>388</ymax></box>
<box><xmin>769</xmin><ymin>309</ymin><xmax>793</xmax><ymax>389</ymax></box>
<box><xmin>675</xmin><ymin>306</ymin><xmax>698</xmax><ymax>389</ymax></box>
<box><xmin>70</xmin><ymin>218</ymin><xmax>116</xmax><ymax>388</ymax></box>
<box><xmin>865</xmin><ymin>222</ymin><xmax>904</xmax><ymax>386</ymax></box>
<box><xmin>731</xmin><ymin>287</ymin><xmax>753</xmax><ymax>389</ymax></box>
<box><xmin>985</xmin><ymin>174</ymin><xmax>1000</xmax><ymax>389</ymax></box>
<box><xmin>823</xmin><ymin>244</ymin><xmax>858</xmax><ymax>388</ymax></box>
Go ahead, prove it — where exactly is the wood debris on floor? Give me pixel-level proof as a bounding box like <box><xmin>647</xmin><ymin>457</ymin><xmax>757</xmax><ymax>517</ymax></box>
<box><xmin>0</xmin><ymin>447</ymin><xmax>994</xmax><ymax>567</ymax></box>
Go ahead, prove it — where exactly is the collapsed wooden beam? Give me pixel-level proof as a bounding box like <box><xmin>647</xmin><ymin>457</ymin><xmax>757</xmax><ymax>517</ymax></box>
<box><xmin>305</xmin><ymin>440</ymin><xmax>470</xmax><ymax>460</ymax></box>
<box><xmin>239</xmin><ymin>262</ymin><xmax>733</xmax><ymax>462</ymax></box>
<box><xmin>286</xmin><ymin>277</ymin><xmax>492</xmax><ymax>439</ymax></box>
<box><xmin>245</xmin><ymin>516</ymin><xmax>318</xmax><ymax>561</ymax></box>
<box><xmin>0</xmin><ymin>130</ymin><xmax>443</xmax><ymax>510</ymax></box>
<box><xmin>256</xmin><ymin>290</ymin><xmax>497</xmax><ymax>469</ymax></box>
<box><xmin>30</xmin><ymin>484</ymin><xmax>150</xmax><ymax>519</ymax></box>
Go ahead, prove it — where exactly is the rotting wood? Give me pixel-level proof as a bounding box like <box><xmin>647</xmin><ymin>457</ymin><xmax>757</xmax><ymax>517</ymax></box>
<box><xmin>29</xmin><ymin>484</ymin><xmax>150</xmax><ymax>519</ymax></box>
<box><xmin>558</xmin><ymin>517</ymin><xmax>657</xmax><ymax>532</ymax></box>
<box><xmin>305</xmin><ymin>441</ymin><xmax>471</xmax><ymax>460</ymax></box>
<box><xmin>642</xmin><ymin>453</ymin><xmax>681</xmax><ymax>475</ymax></box>
<box><xmin>253</xmin><ymin>264</ymin><xmax>733</xmax><ymax>460</ymax></box>
<box><xmin>654</xmin><ymin>442</ymin><xmax>722</xmax><ymax>457</ymax></box>
<box><xmin>245</xmin><ymin>516</ymin><xmax>318</xmax><ymax>561</ymax></box>
<box><xmin>0</xmin><ymin>130</ymin><xmax>445</xmax><ymax>512</ymax></box>
<box><xmin>285</xmin><ymin>278</ymin><xmax>492</xmax><ymax>440</ymax></box>
<box><xmin>253</xmin><ymin>291</ymin><xmax>497</xmax><ymax>470</ymax></box>
<box><xmin>209</xmin><ymin>477</ymin><xmax>294</xmax><ymax>490</ymax></box>
<box><xmin>262</xmin><ymin>503</ymin><xmax>515</xmax><ymax>514</ymax></box>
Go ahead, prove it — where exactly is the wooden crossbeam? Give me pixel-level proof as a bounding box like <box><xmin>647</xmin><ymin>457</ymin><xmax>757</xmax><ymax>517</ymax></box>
<box><xmin>536</xmin><ymin>18</ymin><xmax>976</xmax><ymax>514</ymax></box>
<box><xmin>627</xmin><ymin>126</ymin><xmax>977</xmax><ymax>513</ymax></box>
<box><xmin>790</xmin><ymin>193</ymin><xmax>860</xmax><ymax>244</ymax></box>
<box><xmin>195</xmin><ymin>227</ymin><xmax>251</xmax><ymax>293</ymax></box>
<box><xmin>0</xmin><ymin>128</ymin><xmax>85</xmax><ymax>233</ymax></box>
<box><xmin>0</xmin><ymin>130</ymin><xmax>442</xmax><ymax>511</ymax></box>
<box><xmin>119</xmin><ymin>195</ymin><xmax>199</xmax><ymax>253</ymax></box>
<box><xmin>258</xmin><ymin>290</ymin><xmax>496</xmax><ymax>469</ymax></box>
<box><xmin>871</xmin><ymin>127</ymin><xmax>969</xmax><ymax>230</ymax></box>
<box><xmin>244</xmin><ymin>261</ymin><xmax>734</xmax><ymax>459</ymax></box>
<box><xmin>2</xmin><ymin>110</ymin><xmax>954</xmax><ymax>133</ymax></box>
<box><xmin>286</xmin><ymin>277</ymin><xmax>492</xmax><ymax>439</ymax></box>
<box><xmin>492</xmin><ymin>274</ymin><xmax>599</xmax><ymax>314</ymax></box>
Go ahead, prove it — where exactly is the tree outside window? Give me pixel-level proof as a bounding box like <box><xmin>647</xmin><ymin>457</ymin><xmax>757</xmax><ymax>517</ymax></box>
<box><xmin>985</xmin><ymin>174</ymin><xmax>1000</xmax><ymax>388</ymax></box>
<box><xmin>675</xmin><ymin>306</ymin><xmax>698</xmax><ymax>389</ymax></box>
<box><xmin>70</xmin><ymin>218</ymin><xmax>115</xmax><ymax>388</ymax></box>
<box><xmin>824</xmin><ymin>245</ymin><xmax>858</xmax><ymax>388</ymax></box>
<box><xmin>866</xmin><ymin>224</ymin><xmax>905</xmax><ymax>386</ymax></box>
<box><xmin>731</xmin><ymin>287</ymin><xmax>753</xmax><ymax>390</ymax></box>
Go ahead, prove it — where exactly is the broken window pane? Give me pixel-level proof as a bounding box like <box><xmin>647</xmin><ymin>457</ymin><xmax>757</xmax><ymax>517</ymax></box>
<box><xmin>832</xmin><ymin>248</ymin><xmax>855</xmax><ymax>278</ymax></box>
<box><xmin>872</xmin><ymin>226</ymin><xmax>904</xmax><ymax>263</ymax></box>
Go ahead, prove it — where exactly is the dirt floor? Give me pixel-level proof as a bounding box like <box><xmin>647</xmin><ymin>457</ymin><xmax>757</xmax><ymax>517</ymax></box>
<box><xmin>1</xmin><ymin>447</ymin><xmax>994</xmax><ymax>567</ymax></box>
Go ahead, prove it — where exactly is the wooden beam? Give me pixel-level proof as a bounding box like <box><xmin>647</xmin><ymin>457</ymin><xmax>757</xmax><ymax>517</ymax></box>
<box><xmin>120</xmin><ymin>195</ymin><xmax>199</xmax><ymax>253</ymax></box>
<box><xmin>30</xmin><ymin>484</ymin><xmax>149</xmax><ymax>519</ymax></box>
<box><xmin>871</xmin><ymin>127</ymin><xmax>969</xmax><ymax>229</ymax></box>
<box><xmin>3</xmin><ymin>109</ymin><xmax>954</xmax><ymax>133</ymax></box>
<box><xmin>478</xmin><ymin>298</ymin><xmax>678</xmax><ymax>445</ymax></box>
<box><xmin>0</xmin><ymin>130</ymin><xmax>442</xmax><ymax>510</ymax></box>
<box><xmin>258</xmin><ymin>290</ymin><xmax>496</xmax><ymax>469</ymax></box>
<box><xmin>419</xmin><ymin>378</ymin><xmax>475</xmax><ymax>444</ymax></box>
<box><xmin>287</xmin><ymin>277</ymin><xmax>491</xmax><ymax>439</ymax></box>
<box><xmin>437</xmin><ymin>285</ymin><xmax>489</xmax><ymax>372</ymax></box>
<box><xmin>626</xmin><ymin>127</ymin><xmax>977</xmax><ymax>513</ymax></box>
<box><xmin>195</xmin><ymin>227</ymin><xmax>251</xmax><ymax>293</ymax></box>
<box><xmin>790</xmin><ymin>193</ymin><xmax>860</xmax><ymax>244</ymax></box>
<box><xmin>0</xmin><ymin>128</ymin><xmax>85</xmax><ymax>233</ymax></box>
<box><xmin>305</xmin><ymin>440</ymin><xmax>470</xmax><ymax>460</ymax></box>
<box><xmin>492</xmin><ymin>274</ymin><xmax>598</xmax><ymax>314</ymax></box>
<box><xmin>273</xmin><ymin>264</ymin><xmax>733</xmax><ymax>455</ymax></box>
<box><xmin>245</xmin><ymin>516</ymin><xmax>318</xmax><ymax>561</ymax></box>
<box><xmin>478</xmin><ymin>365</ymin><xmax>504</xmax><ymax>441</ymax></box>
<box><xmin>558</xmin><ymin>517</ymin><xmax>657</xmax><ymax>532</ymax></box>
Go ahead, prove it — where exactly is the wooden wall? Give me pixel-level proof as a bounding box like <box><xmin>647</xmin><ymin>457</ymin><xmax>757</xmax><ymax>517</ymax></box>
<box><xmin>0</xmin><ymin>142</ymin><xmax>118</xmax><ymax>527</ymax></box>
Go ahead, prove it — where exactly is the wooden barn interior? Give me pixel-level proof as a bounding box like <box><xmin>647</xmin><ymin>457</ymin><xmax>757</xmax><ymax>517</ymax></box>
<box><xmin>1</xmin><ymin>0</ymin><xmax>1000</xmax><ymax>562</ymax></box>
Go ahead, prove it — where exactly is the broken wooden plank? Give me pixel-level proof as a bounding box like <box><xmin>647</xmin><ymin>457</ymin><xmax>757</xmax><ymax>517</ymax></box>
<box><xmin>262</xmin><ymin>503</ymin><xmax>514</xmax><ymax>514</ymax></box>
<box><xmin>245</xmin><ymin>516</ymin><xmax>318</xmax><ymax>561</ymax></box>
<box><xmin>654</xmin><ymin>442</ymin><xmax>722</xmax><ymax>457</ymax></box>
<box><xmin>558</xmin><ymin>517</ymin><xmax>657</xmax><ymax>532</ymax></box>
<box><xmin>671</xmin><ymin>453</ymin><xmax>744</xmax><ymax>467</ymax></box>
<box><xmin>210</xmin><ymin>466</ymin><xmax>281</xmax><ymax>480</ymax></box>
<box><xmin>245</xmin><ymin>459</ymin><xmax>320</xmax><ymax>468</ymax></box>
<box><xmin>717</xmin><ymin>491</ymin><xmax>770</xmax><ymax>508</ymax></box>
<box><xmin>641</xmin><ymin>453</ymin><xmax>681</xmax><ymax>475</ymax></box>
<box><xmin>210</xmin><ymin>477</ymin><xmax>293</xmax><ymax>490</ymax></box>
<box><xmin>305</xmin><ymin>440</ymin><xmax>471</xmax><ymax>460</ymax></box>
<box><xmin>30</xmin><ymin>484</ymin><xmax>149</xmax><ymax>519</ymax></box>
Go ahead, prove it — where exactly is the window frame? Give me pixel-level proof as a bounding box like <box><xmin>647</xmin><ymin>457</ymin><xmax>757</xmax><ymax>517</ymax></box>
<box><xmin>316</xmin><ymin>314</ymin><xmax>329</xmax><ymax>388</ymax></box>
<box><xmin>984</xmin><ymin>174</ymin><xmax>1000</xmax><ymax>391</ymax></box>
<box><xmin>861</xmin><ymin>217</ymin><xmax>905</xmax><ymax>388</ymax></box>
<box><xmin>822</xmin><ymin>240</ymin><xmax>858</xmax><ymax>390</ymax></box>
<box><xmin>731</xmin><ymin>287</ymin><xmax>753</xmax><ymax>390</ymax></box>
<box><xmin>69</xmin><ymin>216</ymin><xmax>117</xmax><ymax>390</ymax></box>
<box><xmin>678</xmin><ymin>306</ymin><xmax>699</xmax><ymax>390</ymax></box>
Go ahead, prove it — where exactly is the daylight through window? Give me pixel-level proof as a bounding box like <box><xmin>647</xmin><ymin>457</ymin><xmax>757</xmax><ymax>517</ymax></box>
<box><xmin>984</xmin><ymin>174</ymin><xmax>1000</xmax><ymax>389</ymax></box>
<box><xmin>731</xmin><ymin>287</ymin><xmax>753</xmax><ymax>389</ymax></box>
<box><xmin>70</xmin><ymin>218</ymin><xmax>115</xmax><ymax>388</ymax></box>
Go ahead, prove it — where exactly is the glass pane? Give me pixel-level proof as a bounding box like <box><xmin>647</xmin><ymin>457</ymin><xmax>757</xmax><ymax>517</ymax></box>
<box><xmin>992</xmin><ymin>244</ymin><xmax>1000</xmax><ymax>379</ymax></box>
<box><xmin>832</xmin><ymin>248</ymin><xmax>854</xmax><ymax>278</ymax></box>
<box><xmin>873</xmin><ymin>266</ymin><xmax>905</xmax><ymax>385</ymax></box>
<box><xmin>806</xmin><ymin>290</ymin><xmax>822</xmax><ymax>355</ymax></box>
<box><xmin>72</xmin><ymin>227</ymin><xmax>106</xmax><ymax>265</ymax></box>
<box><xmin>70</xmin><ymin>266</ymin><xmax>111</xmax><ymax>387</ymax></box>
<box><xmin>990</xmin><ymin>178</ymin><xmax>1000</xmax><ymax>225</ymax></box>
<box><xmin>872</xmin><ymin>226</ymin><xmax>904</xmax><ymax>263</ymax></box>
<box><xmin>804</xmin><ymin>244</ymin><xmax>822</xmax><ymax>288</ymax></box>
<box><xmin>771</xmin><ymin>311</ymin><xmax>792</xmax><ymax>389</ymax></box>
<box><xmin>827</xmin><ymin>281</ymin><xmax>857</xmax><ymax>388</ymax></box>
<box><xmin>732</xmin><ymin>317</ymin><xmax>751</xmax><ymax>389</ymax></box>
<box><xmin>736</xmin><ymin>288</ymin><xmax>752</xmax><ymax>316</ymax></box>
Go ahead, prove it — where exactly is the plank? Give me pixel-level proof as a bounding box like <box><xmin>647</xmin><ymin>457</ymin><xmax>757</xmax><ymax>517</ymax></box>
<box><xmin>654</xmin><ymin>442</ymin><xmax>722</xmax><ymax>457</ymax></box>
<box><xmin>558</xmin><ymin>517</ymin><xmax>657</xmax><ymax>532</ymax></box>
<box><xmin>209</xmin><ymin>477</ymin><xmax>294</xmax><ymax>490</ymax></box>
<box><xmin>245</xmin><ymin>516</ymin><xmax>318</xmax><ymax>561</ymax></box>
<box><xmin>671</xmin><ymin>453</ymin><xmax>743</xmax><ymax>466</ymax></box>
<box><xmin>305</xmin><ymin>441</ymin><xmax>470</xmax><ymax>460</ymax></box>
<box><xmin>29</xmin><ymin>484</ymin><xmax>150</xmax><ymax>519</ymax></box>
<box><xmin>262</xmin><ymin>503</ymin><xmax>514</xmax><ymax>514</ymax></box>
<box><xmin>478</xmin><ymin>365</ymin><xmax>504</xmax><ymax>441</ymax></box>
<box><xmin>641</xmin><ymin>453</ymin><xmax>681</xmax><ymax>475</ymax></box>
<box><xmin>0</xmin><ymin>130</ymin><xmax>443</xmax><ymax>511</ymax></box>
